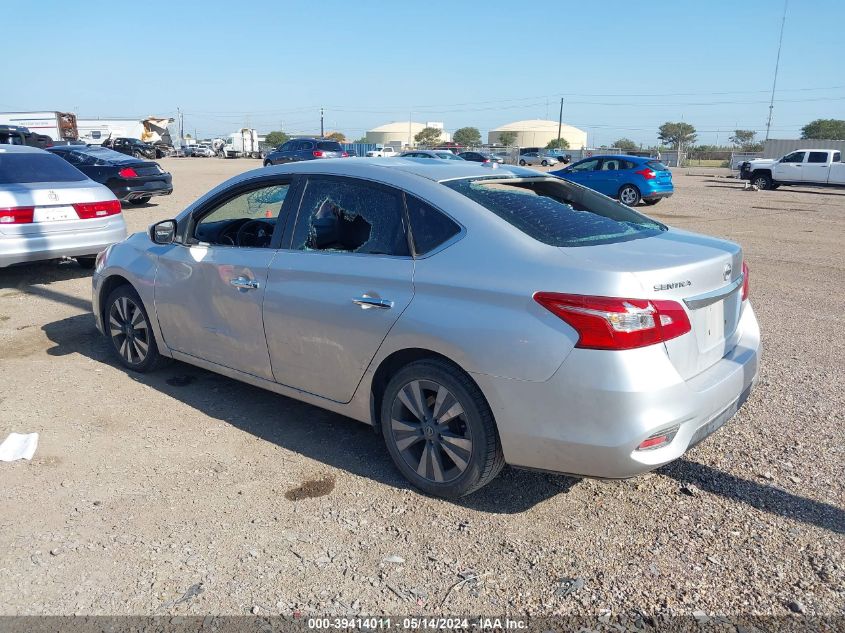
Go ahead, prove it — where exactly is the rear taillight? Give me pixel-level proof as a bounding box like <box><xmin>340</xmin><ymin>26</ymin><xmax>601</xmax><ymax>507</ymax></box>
<box><xmin>313</xmin><ymin>150</ymin><xmax>324</xmax><ymax>158</ymax></box>
<box><xmin>741</xmin><ymin>261</ymin><xmax>749</xmax><ymax>301</ymax></box>
<box><xmin>341</xmin><ymin>151</ymin><xmax>349</xmax><ymax>157</ymax></box>
<box><xmin>534</xmin><ymin>292</ymin><xmax>691</xmax><ymax>350</ymax></box>
<box><xmin>0</xmin><ymin>206</ymin><xmax>35</xmax><ymax>224</ymax></box>
<box><xmin>73</xmin><ymin>200</ymin><xmax>122</xmax><ymax>219</ymax></box>
<box><xmin>635</xmin><ymin>168</ymin><xmax>656</xmax><ymax>180</ymax></box>
<box><xmin>118</xmin><ymin>167</ymin><xmax>139</xmax><ymax>178</ymax></box>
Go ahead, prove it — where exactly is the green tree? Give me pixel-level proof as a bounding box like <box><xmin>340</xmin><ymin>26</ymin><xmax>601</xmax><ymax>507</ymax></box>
<box><xmin>498</xmin><ymin>131</ymin><xmax>518</xmax><ymax>146</ymax></box>
<box><xmin>801</xmin><ymin>119</ymin><xmax>845</xmax><ymax>140</ymax></box>
<box><xmin>658</xmin><ymin>122</ymin><xmax>697</xmax><ymax>149</ymax></box>
<box><xmin>325</xmin><ymin>131</ymin><xmax>346</xmax><ymax>142</ymax></box>
<box><xmin>729</xmin><ymin>129</ymin><xmax>757</xmax><ymax>148</ymax></box>
<box><xmin>414</xmin><ymin>126</ymin><xmax>442</xmax><ymax>146</ymax></box>
<box><xmin>453</xmin><ymin>126</ymin><xmax>481</xmax><ymax>147</ymax></box>
<box><xmin>352</xmin><ymin>136</ymin><xmax>368</xmax><ymax>144</ymax></box>
<box><xmin>613</xmin><ymin>138</ymin><xmax>638</xmax><ymax>151</ymax></box>
<box><xmin>265</xmin><ymin>130</ymin><xmax>289</xmax><ymax>147</ymax></box>
<box><xmin>545</xmin><ymin>138</ymin><xmax>570</xmax><ymax>150</ymax></box>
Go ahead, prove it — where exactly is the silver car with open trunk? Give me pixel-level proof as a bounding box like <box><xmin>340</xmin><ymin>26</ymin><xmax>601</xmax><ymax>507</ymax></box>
<box><xmin>92</xmin><ymin>158</ymin><xmax>760</xmax><ymax>497</ymax></box>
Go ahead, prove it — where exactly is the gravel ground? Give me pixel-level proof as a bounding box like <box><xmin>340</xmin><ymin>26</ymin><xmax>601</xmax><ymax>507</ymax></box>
<box><xmin>0</xmin><ymin>158</ymin><xmax>842</xmax><ymax>620</ymax></box>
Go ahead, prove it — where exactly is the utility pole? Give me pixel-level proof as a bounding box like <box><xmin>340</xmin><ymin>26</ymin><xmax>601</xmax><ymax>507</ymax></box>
<box><xmin>557</xmin><ymin>98</ymin><xmax>563</xmax><ymax>149</ymax></box>
<box><xmin>320</xmin><ymin>107</ymin><xmax>324</xmax><ymax>137</ymax></box>
<box><xmin>765</xmin><ymin>0</ymin><xmax>788</xmax><ymax>140</ymax></box>
<box><xmin>177</xmin><ymin>107</ymin><xmax>184</xmax><ymax>147</ymax></box>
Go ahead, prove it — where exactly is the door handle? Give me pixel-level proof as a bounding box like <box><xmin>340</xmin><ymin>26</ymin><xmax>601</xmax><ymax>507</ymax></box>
<box><xmin>352</xmin><ymin>296</ymin><xmax>393</xmax><ymax>309</ymax></box>
<box><xmin>230</xmin><ymin>276</ymin><xmax>260</xmax><ymax>290</ymax></box>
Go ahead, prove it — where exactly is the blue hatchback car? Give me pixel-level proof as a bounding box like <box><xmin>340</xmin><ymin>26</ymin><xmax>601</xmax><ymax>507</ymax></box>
<box><xmin>550</xmin><ymin>155</ymin><xmax>673</xmax><ymax>206</ymax></box>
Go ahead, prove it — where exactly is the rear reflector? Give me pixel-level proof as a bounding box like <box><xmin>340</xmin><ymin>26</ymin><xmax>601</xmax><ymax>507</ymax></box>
<box><xmin>534</xmin><ymin>292</ymin><xmax>691</xmax><ymax>350</ymax></box>
<box><xmin>637</xmin><ymin>425</ymin><xmax>679</xmax><ymax>451</ymax></box>
<box><xmin>73</xmin><ymin>200</ymin><xmax>122</xmax><ymax>219</ymax></box>
<box><xmin>741</xmin><ymin>261</ymin><xmax>749</xmax><ymax>301</ymax></box>
<box><xmin>0</xmin><ymin>207</ymin><xmax>35</xmax><ymax>224</ymax></box>
<box><xmin>118</xmin><ymin>167</ymin><xmax>139</xmax><ymax>178</ymax></box>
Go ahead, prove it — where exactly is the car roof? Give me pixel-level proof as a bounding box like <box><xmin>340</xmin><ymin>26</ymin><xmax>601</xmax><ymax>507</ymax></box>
<box><xmin>0</xmin><ymin>144</ymin><xmax>49</xmax><ymax>154</ymax></box>
<box><xmin>258</xmin><ymin>157</ymin><xmax>539</xmax><ymax>183</ymax></box>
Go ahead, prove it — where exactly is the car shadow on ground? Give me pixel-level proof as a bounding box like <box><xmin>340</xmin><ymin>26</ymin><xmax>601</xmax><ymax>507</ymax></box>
<box><xmin>0</xmin><ymin>259</ymin><xmax>93</xmax><ymax>294</ymax></box>
<box><xmin>39</xmin><ymin>313</ymin><xmax>579</xmax><ymax>513</ymax></box>
<box><xmin>39</xmin><ymin>312</ymin><xmax>845</xmax><ymax>528</ymax></box>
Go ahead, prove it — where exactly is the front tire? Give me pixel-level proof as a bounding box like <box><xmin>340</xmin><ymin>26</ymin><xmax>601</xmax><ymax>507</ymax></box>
<box><xmin>381</xmin><ymin>359</ymin><xmax>504</xmax><ymax>498</ymax></box>
<box><xmin>751</xmin><ymin>172</ymin><xmax>773</xmax><ymax>190</ymax></box>
<box><xmin>133</xmin><ymin>151</ymin><xmax>143</xmax><ymax>159</ymax></box>
<box><xmin>619</xmin><ymin>184</ymin><xmax>641</xmax><ymax>206</ymax></box>
<box><xmin>541</xmin><ymin>160</ymin><xmax>549</xmax><ymax>166</ymax></box>
<box><xmin>518</xmin><ymin>159</ymin><xmax>526</xmax><ymax>166</ymax></box>
<box><xmin>105</xmin><ymin>285</ymin><xmax>166</xmax><ymax>373</ymax></box>
<box><xmin>263</xmin><ymin>161</ymin><xmax>272</xmax><ymax>167</ymax></box>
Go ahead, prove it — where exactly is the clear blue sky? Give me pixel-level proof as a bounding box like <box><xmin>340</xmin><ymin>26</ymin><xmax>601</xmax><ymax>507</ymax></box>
<box><xmin>3</xmin><ymin>0</ymin><xmax>843</xmax><ymax>146</ymax></box>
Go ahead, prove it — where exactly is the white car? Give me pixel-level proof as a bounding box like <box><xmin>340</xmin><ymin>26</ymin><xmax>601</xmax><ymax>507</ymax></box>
<box><xmin>0</xmin><ymin>145</ymin><xmax>127</xmax><ymax>268</ymax></box>
<box><xmin>366</xmin><ymin>146</ymin><xmax>398</xmax><ymax>157</ymax></box>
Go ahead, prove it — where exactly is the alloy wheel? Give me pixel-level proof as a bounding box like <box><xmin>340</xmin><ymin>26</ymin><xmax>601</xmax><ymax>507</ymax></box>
<box><xmin>108</xmin><ymin>296</ymin><xmax>150</xmax><ymax>365</ymax></box>
<box><xmin>620</xmin><ymin>186</ymin><xmax>639</xmax><ymax>205</ymax></box>
<box><xmin>389</xmin><ymin>379</ymin><xmax>473</xmax><ymax>484</ymax></box>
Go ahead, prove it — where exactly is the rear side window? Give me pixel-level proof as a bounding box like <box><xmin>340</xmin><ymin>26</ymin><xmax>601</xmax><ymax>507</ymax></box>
<box><xmin>291</xmin><ymin>177</ymin><xmax>409</xmax><ymax>256</ymax></box>
<box><xmin>406</xmin><ymin>195</ymin><xmax>461</xmax><ymax>255</ymax></box>
<box><xmin>444</xmin><ymin>177</ymin><xmax>666</xmax><ymax>247</ymax></box>
<box><xmin>0</xmin><ymin>152</ymin><xmax>87</xmax><ymax>184</ymax></box>
<box><xmin>646</xmin><ymin>160</ymin><xmax>668</xmax><ymax>171</ymax></box>
<box><xmin>807</xmin><ymin>151</ymin><xmax>829</xmax><ymax>163</ymax></box>
<box><xmin>316</xmin><ymin>141</ymin><xmax>343</xmax><ymax>151</ymax></box>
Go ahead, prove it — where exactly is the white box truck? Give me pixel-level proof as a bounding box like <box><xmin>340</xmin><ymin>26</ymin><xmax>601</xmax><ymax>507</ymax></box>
<box><xmin>220</xmin><ymin>128</ymin><xmax>262</xmax><ymax>158</ymax></box>
<box><xmin>0</xmin><ymin>111</ymin><xmax>78</xmax><ymax>142</ymax></box>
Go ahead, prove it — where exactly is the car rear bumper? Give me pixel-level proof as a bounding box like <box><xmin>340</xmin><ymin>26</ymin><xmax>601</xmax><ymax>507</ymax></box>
<box><xmin>0</xmin><ymin>219</ymin><xmax>127</xmax><ymax>268</ymax></box>
<box><xmin>642</xmin><ymin>189</ymin><xmax>673</xmax><ymax>200</ymax></box>
<box><xmin>110</xmin><ymin>177</ymin><xmax>173</xmax><ymax>202</ymax></box>
<box><xmin>473</xmin><ymin>303</ymin><xmax>761</xmax><ymax>479</ymax></box>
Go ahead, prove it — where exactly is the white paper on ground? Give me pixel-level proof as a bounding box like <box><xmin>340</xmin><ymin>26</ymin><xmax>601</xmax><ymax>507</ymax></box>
<box><xmin>0</xmin><ymin>432</ymin><xmax>39</xmax><ymax>461</ymax></box>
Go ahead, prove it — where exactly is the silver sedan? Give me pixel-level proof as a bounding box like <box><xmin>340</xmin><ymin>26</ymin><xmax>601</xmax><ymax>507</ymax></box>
<box><xmin>1</xmin><ymin>145</ymin><xmax>127</xmax><ymax>268</ymax></box>
<box><xmin>92</xmin><ymin>159</ymin><xmax>760</xmax><ymax>497</ymax></box>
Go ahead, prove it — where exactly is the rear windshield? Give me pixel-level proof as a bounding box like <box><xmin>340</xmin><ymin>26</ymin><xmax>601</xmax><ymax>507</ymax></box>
<box><xmin>647</xmin><ymin>160</ymin><xmax>669</xmax><ymax>171</ymax></box>
<box><xmin>68</xmin><ymin>146</ymin><xmax>139</xmax><ymax>164</ymax></box>
<box><xmin>316</xmin><ymin>141</ymin><xmax>343</xmax><ymax>151</ymax></box>
<box><xmin>0</xmin><ymin>152</ymin><xmax>87</xmax><ymax>184</ymax></box>
<box><xmin>443</xmin><ymin>177</ymin><xmax>666</xmax><ymax>247</ymax></box>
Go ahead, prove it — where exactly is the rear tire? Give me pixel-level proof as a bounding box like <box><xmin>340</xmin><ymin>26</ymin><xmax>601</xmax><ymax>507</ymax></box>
<box><xmin>380</xmin><ymin>359</ymin><xmax>504</xmax><ymax>498</ymax></box>
<box><xmin>643</xmin><ymin>198</ymin><xmax>662</xmax><ymax>206</ymax></box>
<box><xmin>751</xmin><ymin>172</ymin><xmax>772</xmax><ymax>190</ymax></box>
<box><xmin>129</xmin><ymin>196</ymin><xmax>151</xmax><ymax>205</ymax></box>
<box><xmin>541</xmin><ymin>160</ymin><xmax>549</xmax><ymax>166</ymax></box>
<box><xmin>76</xmin><ymin>256</ymin><xmax>96</xmax><ymax>269</ymax></box>
<box><xmin>104</xmin><ymin>285</ymin><xmax>168</xmax><ymax>373</ymax></box>
<box><xmin>518</xmin><ymin>159</ymin><xmax>526</xmax><ymax>166</ymax></box>
<box><xmin>619</xmin><ymin>184</ymin><xmax>641</xmax><ymax>206</ymax></box>
<box><xmin>263</xmin><ymin>161</ymin><xmax>271</xmax><ymax>167</ymax></box>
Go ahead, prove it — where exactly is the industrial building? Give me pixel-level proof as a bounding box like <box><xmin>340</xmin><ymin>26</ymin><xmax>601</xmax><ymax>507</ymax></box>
<box><xmin>488</xmin><ymin>119</ymin><xmax>587</xmax><ymax>149</ymax></box>
<box><xmin>365</xmin><ymin>121</ymin><xmax>449</xmax><ymax>147</ymax></box>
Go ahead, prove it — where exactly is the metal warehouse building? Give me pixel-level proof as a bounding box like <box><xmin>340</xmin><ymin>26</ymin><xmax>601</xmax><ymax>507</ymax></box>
<box><xmin>366</xmin><ymin>121</ymin><xmax>448</xmax><ymax>147</ymax></box>
<box><xmin>488</xmin><ymin>119</ymin><xmax>588</xmax><ymax>149</ymax></box>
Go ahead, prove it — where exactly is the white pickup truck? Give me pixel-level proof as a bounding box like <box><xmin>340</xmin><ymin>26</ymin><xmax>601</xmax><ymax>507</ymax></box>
<box><xmin>740</xmin><ymin>149</ymin><xmax>845</xmax><ymax>190</ymax></box>
<box><xmin>366</xmin><ymin>145</ymin><xmax>398</xmax><ymax>157</ymax></box>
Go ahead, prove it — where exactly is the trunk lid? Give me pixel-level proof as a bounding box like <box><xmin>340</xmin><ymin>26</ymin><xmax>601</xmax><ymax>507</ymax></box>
<box><xmin>560</xmin><ymin>229</ymin><xmax>744</xmax><ymax>380</ymax></box>
<box><xmin>0</xmin><ymin>180</ymin><xmax>118</xmax><ymax>235</ymax></box>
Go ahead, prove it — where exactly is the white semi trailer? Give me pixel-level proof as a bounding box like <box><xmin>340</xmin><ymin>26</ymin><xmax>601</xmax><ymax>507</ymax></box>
<box><xmin>0</xmin><ymin>111</ymin><xmax>78</xmax><ymax>142</ymax></box>
<box><xmin>219</xmin><ymin>128</ymin><xmax>263</xmax><ymax>158</ymax></box>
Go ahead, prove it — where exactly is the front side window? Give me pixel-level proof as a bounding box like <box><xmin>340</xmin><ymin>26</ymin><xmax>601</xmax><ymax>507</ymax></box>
<box><xmin>782</xmin><ymin>151</ymin><xmax>805</xmax><ymax>163</ymax></box>
<box><xmin>808</xmin><ymin>151</ymin><xmax>829</xmax><ymax>163</ymax></box>
<box><xmin>290</xmin><ymin>177</ymin><xmax>409</xmax><ymax>256</ymax></box>
<box><xmin>569</xmin><ymin>158</ymin><xmax>599</xmax><ymax>172</ymax></box>
<box><xmin>194</xmin><ymin>183</ymin><xmax>289</xmax><ymax>247</ymax></box>
<box><xmin>444</xmin><ymin>177</ymin><xmax>666</xmax><ymax>247</ymax></box>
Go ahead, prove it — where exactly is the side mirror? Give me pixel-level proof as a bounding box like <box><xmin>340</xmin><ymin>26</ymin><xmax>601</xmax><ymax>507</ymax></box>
<box><xmin>150</xmin><ymin>219</ymin><xmax>177</xmax><ymax>244</ymax></box>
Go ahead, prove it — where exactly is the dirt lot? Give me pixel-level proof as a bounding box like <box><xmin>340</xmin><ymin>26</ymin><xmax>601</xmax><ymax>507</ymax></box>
<box><xmin>1</xmin><ymin>158</ymin><xmax>843</xmax><ymax>620</ymax></box>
